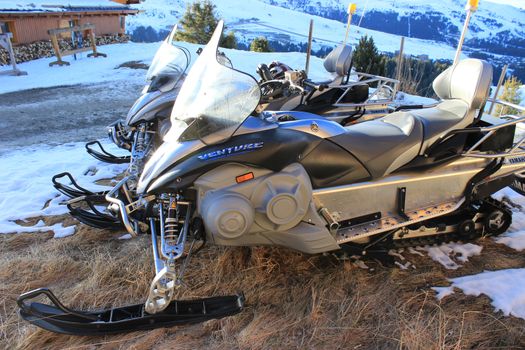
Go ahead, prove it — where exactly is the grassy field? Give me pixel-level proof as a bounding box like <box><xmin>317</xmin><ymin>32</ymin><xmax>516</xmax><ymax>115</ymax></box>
<box><xmin>1</xmin><ymin>213</ymin><xmax>525</xmax><ymax>349</ymax></box>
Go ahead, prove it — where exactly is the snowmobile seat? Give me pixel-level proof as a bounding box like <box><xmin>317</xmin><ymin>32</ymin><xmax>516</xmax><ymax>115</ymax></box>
<box><xmin>410</xmin><ymin>58</ymin><xmax>493</xmax><ymax>153</ymax></box>
<box><xmin>328</xmin><ymin>59</ymin><xmax>492</xmax><ymax>178</ymax></box>
<box><xmin>331</xmin><ymin>112</ymin><xmax>424</xmax><ymax>178</ymax></box>
<box><xmin>324</xmin><ymin>44</ymin><xmax>352</xmax><ymax>77</ymax></box>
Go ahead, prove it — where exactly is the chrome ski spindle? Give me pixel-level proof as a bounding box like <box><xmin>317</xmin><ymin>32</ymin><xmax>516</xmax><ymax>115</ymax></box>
<box><xmin>145</xmin><ymin>197</ymin><xmax>191</xmax><ymax>314</ymax></box>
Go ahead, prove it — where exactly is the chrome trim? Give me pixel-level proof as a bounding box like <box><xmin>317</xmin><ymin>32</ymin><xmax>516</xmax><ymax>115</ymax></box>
<box><xmin>105</xmin><ymin>176</ymin><xmax>136</xmax><ymax>236</ymax></box>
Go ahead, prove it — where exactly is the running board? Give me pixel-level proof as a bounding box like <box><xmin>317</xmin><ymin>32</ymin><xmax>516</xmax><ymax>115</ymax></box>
<box><xmin>18</xmin><ymin>288</ymin><xmax>244</xmax><ymax>335</ymax></box>
<box><xmin>335</xmin><ymin>198</ymin><xmax>465</xmax><ymax>244</ymax></box>
<box><xmin>86</xmin><ymin>141</ymin><xmax>131</xmax><ymax>164</ymax></box>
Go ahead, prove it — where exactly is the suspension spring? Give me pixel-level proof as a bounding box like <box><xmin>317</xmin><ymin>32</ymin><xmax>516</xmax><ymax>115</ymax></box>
<box><xmin>164</xmin><ymin>195</ymin><xmax>180</xmax><ymax>244</ymax></box>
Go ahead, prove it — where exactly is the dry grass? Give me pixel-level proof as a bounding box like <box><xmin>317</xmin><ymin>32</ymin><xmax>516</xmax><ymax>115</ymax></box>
<box><xmin>1</xmin><ymin>216</ymin><xmax>525</xmax><ymax>350</ymax></box>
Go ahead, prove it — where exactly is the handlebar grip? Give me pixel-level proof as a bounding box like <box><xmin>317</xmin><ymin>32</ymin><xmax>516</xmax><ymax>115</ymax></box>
<box><xmin>303</xmin><ymin>81</ymin><xmax>328</xmax><ymax>92</ymax></box>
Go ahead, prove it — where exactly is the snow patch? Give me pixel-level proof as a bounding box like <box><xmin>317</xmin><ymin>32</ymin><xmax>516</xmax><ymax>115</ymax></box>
<box><xmin>0</xmin><ymin>141</ymin><xmax>127</xmax><ymax>235</ymax></box>
<box><xmin>423</xmin><ymin>243</ymin><xmax>482</xmax><ymax>270</ymax></box>
<box><xmin>434</xmin><ymin>268</ymin><xmax>525</xmax><ymax>320</ymax></box>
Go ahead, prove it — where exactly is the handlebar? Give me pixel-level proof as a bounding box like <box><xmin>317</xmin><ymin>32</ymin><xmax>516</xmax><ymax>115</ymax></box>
<box><xmin>303</xmin><ymin>80</ymin><xmax>328</xmax><ymax>92</ymax></box>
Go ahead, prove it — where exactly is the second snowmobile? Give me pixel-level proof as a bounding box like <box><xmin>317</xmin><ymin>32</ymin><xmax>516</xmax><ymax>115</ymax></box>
<box><xmin>18</xmin><ymin>21</ymin><xmax>525</xmax><ymax>335</ymax></box>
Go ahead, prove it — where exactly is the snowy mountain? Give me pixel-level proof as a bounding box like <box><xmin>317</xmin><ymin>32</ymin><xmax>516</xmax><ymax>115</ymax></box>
<box><xmin>263</xmin><ymin>0</ymin><xmax>525</xmax><ymax>58</ymax></box>
<box><xmin>125</xmin><ymin>0</ymin><xmax>525</xmax><ymax>80</ymax></box>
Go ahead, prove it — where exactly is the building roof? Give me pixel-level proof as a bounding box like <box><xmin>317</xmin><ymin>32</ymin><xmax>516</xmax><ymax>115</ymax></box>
<box><xmin>0</xmin><ymin>0</ymin><xmax>137</xmax><ymax>14</ymax></box>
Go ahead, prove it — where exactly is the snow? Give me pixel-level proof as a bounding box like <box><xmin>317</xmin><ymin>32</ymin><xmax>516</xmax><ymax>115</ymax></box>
<box><xmin>0</xmin><ymin>41</ymin><xmax>332</xmax><ymax>94</ymax></box>
<box><xmin>434</xmin><ymin>268</ymin><xmax>525</xmax><ymax>320</ymax></box>
<box><xmin>127</xmin><ymin>0</ymin><xmax>462</xmax><ymax>61</ymax></box>
<box><xmin>0</xmin><ymin>141</ymin><xmax>127</xmax><ymax>236</ymax></box>
<box><xmin>493</xmin><ymin>187</ymin><xmax>525</xmax><ymax>252</ymax></box>
<box><xmin>424</xmin><ymin>243</ymin><xmax>483</xmax><ymax>270</ymax></box>
<box><xmin>0</xmin><ymin>0</ymin><xmax>127</xmax><ymax>12</ymax></box>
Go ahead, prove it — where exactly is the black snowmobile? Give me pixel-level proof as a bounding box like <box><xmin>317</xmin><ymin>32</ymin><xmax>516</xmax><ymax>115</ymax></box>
<box><xmin>54</xmin><ymin>26</ymin><xmax>400</xmax><ymax>232</ymax></box>
<box><xmin>19</xmin><ymin>21</ymin><xmax>525</xmax><ymax>335</ymax></box>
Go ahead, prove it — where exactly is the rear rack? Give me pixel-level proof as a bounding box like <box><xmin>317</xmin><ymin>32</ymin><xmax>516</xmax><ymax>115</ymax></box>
<box><xmin>425</xmin><ymin>100</ymin><xmax>525</xmax><ymax>160</ymax></box>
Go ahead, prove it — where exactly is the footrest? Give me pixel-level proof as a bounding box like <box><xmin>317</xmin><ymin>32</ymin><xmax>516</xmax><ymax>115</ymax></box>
<box><xmin>86</xmin><ymin>141</ymin><xmax>131</xmax><ymax>164</ymax></box>
<box><xmin>335</xmin><ymin>199</ymin><xmax>464</xmax><ymax>243</ymax></box>
<box><xmin>18</xmin><ymin>288</ymin><xmax>245</xmax><ymax>335</ymax></box>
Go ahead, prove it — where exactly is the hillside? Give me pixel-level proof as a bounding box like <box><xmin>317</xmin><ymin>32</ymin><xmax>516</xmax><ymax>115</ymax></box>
<box><xmin>126</xmin><ymin>0</ymin><xmax>525</xmax><ymax>81</ymax></box>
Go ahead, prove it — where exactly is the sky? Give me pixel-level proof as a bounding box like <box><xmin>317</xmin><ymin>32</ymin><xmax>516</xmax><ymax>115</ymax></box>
<box><xmin>485</xmin><ymin>0</ymin><xmax>525</xmax><ymax>9</ymax></box>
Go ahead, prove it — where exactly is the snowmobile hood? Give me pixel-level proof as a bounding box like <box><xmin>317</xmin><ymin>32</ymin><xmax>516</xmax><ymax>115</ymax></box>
<box><xmin>125</xmin><ymin>88</ymin><xmax>179</xmax><ymax>126</ymax></box>
<box><xmin>137</xmin><ymin>138</ymin><xmax>205</xmax><ymax>194</ymax></box>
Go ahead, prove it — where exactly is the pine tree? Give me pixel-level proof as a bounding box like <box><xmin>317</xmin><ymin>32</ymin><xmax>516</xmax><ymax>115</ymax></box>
<box><xmin>352</xmin><ymin>35</ymin><xmax>384</xmax><ymax>77</ymax></box>
<box><xmin>250</xmin><ymin>37</ymin><xmax>271</xmax><ymax>52</ymax></box>
<box><xmin>495</xmin><ymin>76</ymin><xmax>522</xmax><ymax>116</ymax></box>
<box><xmin>221</xmin><ymin>31</ymin><xmax>237</xmax><ymax>49</ymax></box>
<box><xmin>174</xmin><ymin>0</ymin><xmax>219</xmax><ymax>44</ymax></box>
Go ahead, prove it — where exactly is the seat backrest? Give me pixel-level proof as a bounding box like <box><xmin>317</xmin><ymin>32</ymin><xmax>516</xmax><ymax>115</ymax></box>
<box><xmin>433</xmin><ymin>59</ymin><xmax>493</xmax><ymax>110</ymax></box>
<box><xmin>324</xmin><ymin>44</ymin><xmax>352</xmax><ymax>77</ymax></box>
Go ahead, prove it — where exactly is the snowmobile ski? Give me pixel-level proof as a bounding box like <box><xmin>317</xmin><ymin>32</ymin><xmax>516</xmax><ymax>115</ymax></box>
<box><xmin>17</xmin><ymin>288</ymin><xmax>244</xmax><ymax>336</ymax></box>
<box><xmin>85</xmin><ymin>140</ymin><xmax>131</xmax><ymax>164</ymax></box>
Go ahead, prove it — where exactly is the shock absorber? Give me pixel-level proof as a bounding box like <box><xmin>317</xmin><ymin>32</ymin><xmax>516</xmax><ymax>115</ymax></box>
<box><xmin>164</xmin><ymin>195</ymin><xmax>180</xmax><ymax>248</ymax></box>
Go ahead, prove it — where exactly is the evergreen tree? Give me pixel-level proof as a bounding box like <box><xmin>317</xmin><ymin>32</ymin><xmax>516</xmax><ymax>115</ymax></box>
<box><xmin>352</xmin><ymin>35</ymin><xmax>384</xmax><ymax>77</ymax></box>
<box><xmin>250</xmin><ymin>37</ymin><xmax>271</xmax><ymax>52</ymax></box>
<box><xmin>221</xmin><ymin>31</ymin><xmax>237</xmax><ymax>49</ymax></box>
<box><xmin>174</xmin><ymin>0</ymin><xmax>219</xmax><ymax>44</ymax></box>
<box><xmin>495</xmin><ymin>76</ymin><xmax>523</xmax><ymax>116</ymax></box>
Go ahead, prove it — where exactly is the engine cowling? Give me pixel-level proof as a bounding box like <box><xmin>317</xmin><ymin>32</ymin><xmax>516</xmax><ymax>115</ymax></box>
<box><xmin>196</xmin><ymin>163</ymin><xmax>312</xmax><ymax>241</ymax></box>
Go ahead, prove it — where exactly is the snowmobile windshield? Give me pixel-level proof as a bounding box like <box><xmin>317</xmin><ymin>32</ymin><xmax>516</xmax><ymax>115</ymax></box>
<box><xmin>167</xmin><ymin>20</ymin><xmax>261</xmax><ymax>145</ymax></box>
<box><xmin>146</xmin><ymin>26</ymin><xmax>190</xmax><ymax>93</ymax></box>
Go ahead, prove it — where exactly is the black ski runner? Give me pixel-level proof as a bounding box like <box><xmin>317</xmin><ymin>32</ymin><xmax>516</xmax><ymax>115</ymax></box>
<box><xmin>17</xmin><ymin>288</ymin><xmax>244</xmax><ymax>335</ymax></box>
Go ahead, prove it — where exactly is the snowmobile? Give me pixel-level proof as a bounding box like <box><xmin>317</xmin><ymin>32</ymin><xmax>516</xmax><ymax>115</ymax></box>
<box><xmin>52</xmin><ymin>27</ymin><xmax>191</xmax><ymax>229</ymax></box>
<box><xmin>18</xmin><ymin>21</ymin><xmax>525</xmax><ymax>335</ymax></box>
<box><xmin>55</xmin><ymin>27</ymin><xmax>399</xmax><ymax>232</ymax></box>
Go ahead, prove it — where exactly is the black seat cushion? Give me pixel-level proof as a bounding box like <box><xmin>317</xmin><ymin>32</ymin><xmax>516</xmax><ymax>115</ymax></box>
<box><xmin>329</xmin><ymin>113</ymin><xmax>423</xmax><ymax>178</ymax></box>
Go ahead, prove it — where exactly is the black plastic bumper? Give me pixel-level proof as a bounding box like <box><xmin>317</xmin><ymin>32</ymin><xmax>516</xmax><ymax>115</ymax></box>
<box><xmin>18</xmin><ymin>288</ymin><xmax>245</xmax><ymax>335</ymax></box>
<box><xmin>67</xmin><ymin>194</ymin><xmax>124</xmax><ymax>230</ymax></box>
<box><xmin>52</xmin><ymin>172</ymin><xmax>103</xmax><ymax>198</ymax></box>
<box><xmin>86</xmin><ymin>141</ymin><xmax>131</xmax><ymax>164</ymax></box>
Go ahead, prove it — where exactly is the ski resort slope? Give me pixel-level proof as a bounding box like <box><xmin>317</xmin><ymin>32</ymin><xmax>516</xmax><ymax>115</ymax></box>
<box><xmin>126</xmin><ymin>0</ymin><xmax>460</xmax><ymax>60</ymax></box>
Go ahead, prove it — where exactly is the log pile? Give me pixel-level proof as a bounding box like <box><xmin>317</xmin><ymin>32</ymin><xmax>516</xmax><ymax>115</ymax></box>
<box><xmin>0</xmin><ymin>34</ymin><xmax>130</xmax><ymax>65</ymax></box>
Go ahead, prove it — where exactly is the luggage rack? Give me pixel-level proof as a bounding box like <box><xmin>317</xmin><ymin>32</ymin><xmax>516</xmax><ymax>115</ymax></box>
<box><xmin>424</xmin><ymin>100</ymin><xmax>525</xmax><ymax>159</ymax></box>
<box><xmin>332</xmin><ymin>72</ymin><xmax>400</xmax><ymax>109</ymax></box>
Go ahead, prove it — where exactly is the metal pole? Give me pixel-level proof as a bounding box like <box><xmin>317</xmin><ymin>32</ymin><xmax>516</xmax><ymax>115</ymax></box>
<box><xmin>305</xmin><ymin>19</ymin><xmax>313</xmax><ymax>76</ymax></box>
<box><xmin>343</xmin><ymin>4</ymin><xmax>357</xmax><ymax>45</ymax></box>
<box><xmin>396</xmin><ymin>36</ymin><xmax>405</xmax><ymax>83</ymax></box>
<box><xmin>454</xmin><ymin>0</ymin><xmax>478</xmax><ymax>65</ymax></box>
<box><xmin>488</xmin><ymin>64</ymin><xmax>508</xmax><ymax>115</ymax></box>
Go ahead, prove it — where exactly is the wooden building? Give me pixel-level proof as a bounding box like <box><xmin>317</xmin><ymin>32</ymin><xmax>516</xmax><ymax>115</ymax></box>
<box><xmin>0</xmin><ymin>1</ymin><xmax>139</xmax><ymax>45</ymax></box>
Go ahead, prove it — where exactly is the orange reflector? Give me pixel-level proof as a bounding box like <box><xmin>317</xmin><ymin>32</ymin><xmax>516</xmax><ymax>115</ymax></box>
<box><xmin>236</xmin><ymin>172</ymin><xmax>254</xmax><ymax>184</ymax></box>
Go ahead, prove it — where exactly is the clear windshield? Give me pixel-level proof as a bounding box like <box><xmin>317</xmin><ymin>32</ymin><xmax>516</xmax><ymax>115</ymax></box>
<box><xmin>166</xmin><ymin>21</ymin><xmax>261</xmax><ymax>145</ymax></box>
<box><xmin>146</xmin><ymin>25</ymin><xmax>190</xmax><ymax>93</ymax></box>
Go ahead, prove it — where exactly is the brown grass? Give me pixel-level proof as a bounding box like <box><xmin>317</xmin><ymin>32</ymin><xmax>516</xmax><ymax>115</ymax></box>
<box><xmin>1</xmin><ymin>216</ymin><xmax>525</xmax><ymax>350</ymax></box>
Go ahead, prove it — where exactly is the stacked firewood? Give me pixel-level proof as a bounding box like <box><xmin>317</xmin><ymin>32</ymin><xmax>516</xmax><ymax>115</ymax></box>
<box><xmin>0</xmin><ymin>34</ymin><xmax>130</xmax><ymax>65</ymax></box>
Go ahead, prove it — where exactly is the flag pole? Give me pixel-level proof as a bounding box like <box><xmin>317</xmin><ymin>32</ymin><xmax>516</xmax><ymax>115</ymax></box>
<box><xmin>454</xmin><ymin>0</ymin><xmax>478</xmax><ymax>65</ymax></box>
<box><xmin>343</xmin><ymin>3</ymin><xmax>357</xmax><ymax>45</ymax></box>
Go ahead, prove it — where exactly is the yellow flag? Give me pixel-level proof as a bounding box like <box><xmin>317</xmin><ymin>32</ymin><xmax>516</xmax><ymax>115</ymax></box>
<box><xmin>348</xmin><ymin>3</ymin><xmax>357</xmax><ymax>15</ymax></box>
<box><xmin>469</xmin><ymin>0</ymin><xmax>479</xmax><ymax>8</ymax></box>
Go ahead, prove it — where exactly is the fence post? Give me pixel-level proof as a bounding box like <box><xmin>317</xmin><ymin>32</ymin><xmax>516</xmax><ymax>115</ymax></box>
<box><xmin>488</xmin><ymin>64</ymin><xmax>508</xmax><ymax>115</ymax></box>
<box><xmin>396</xmin><ymin>36</ymin><xmax>405</xmax><ymax>83</ymax></box>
